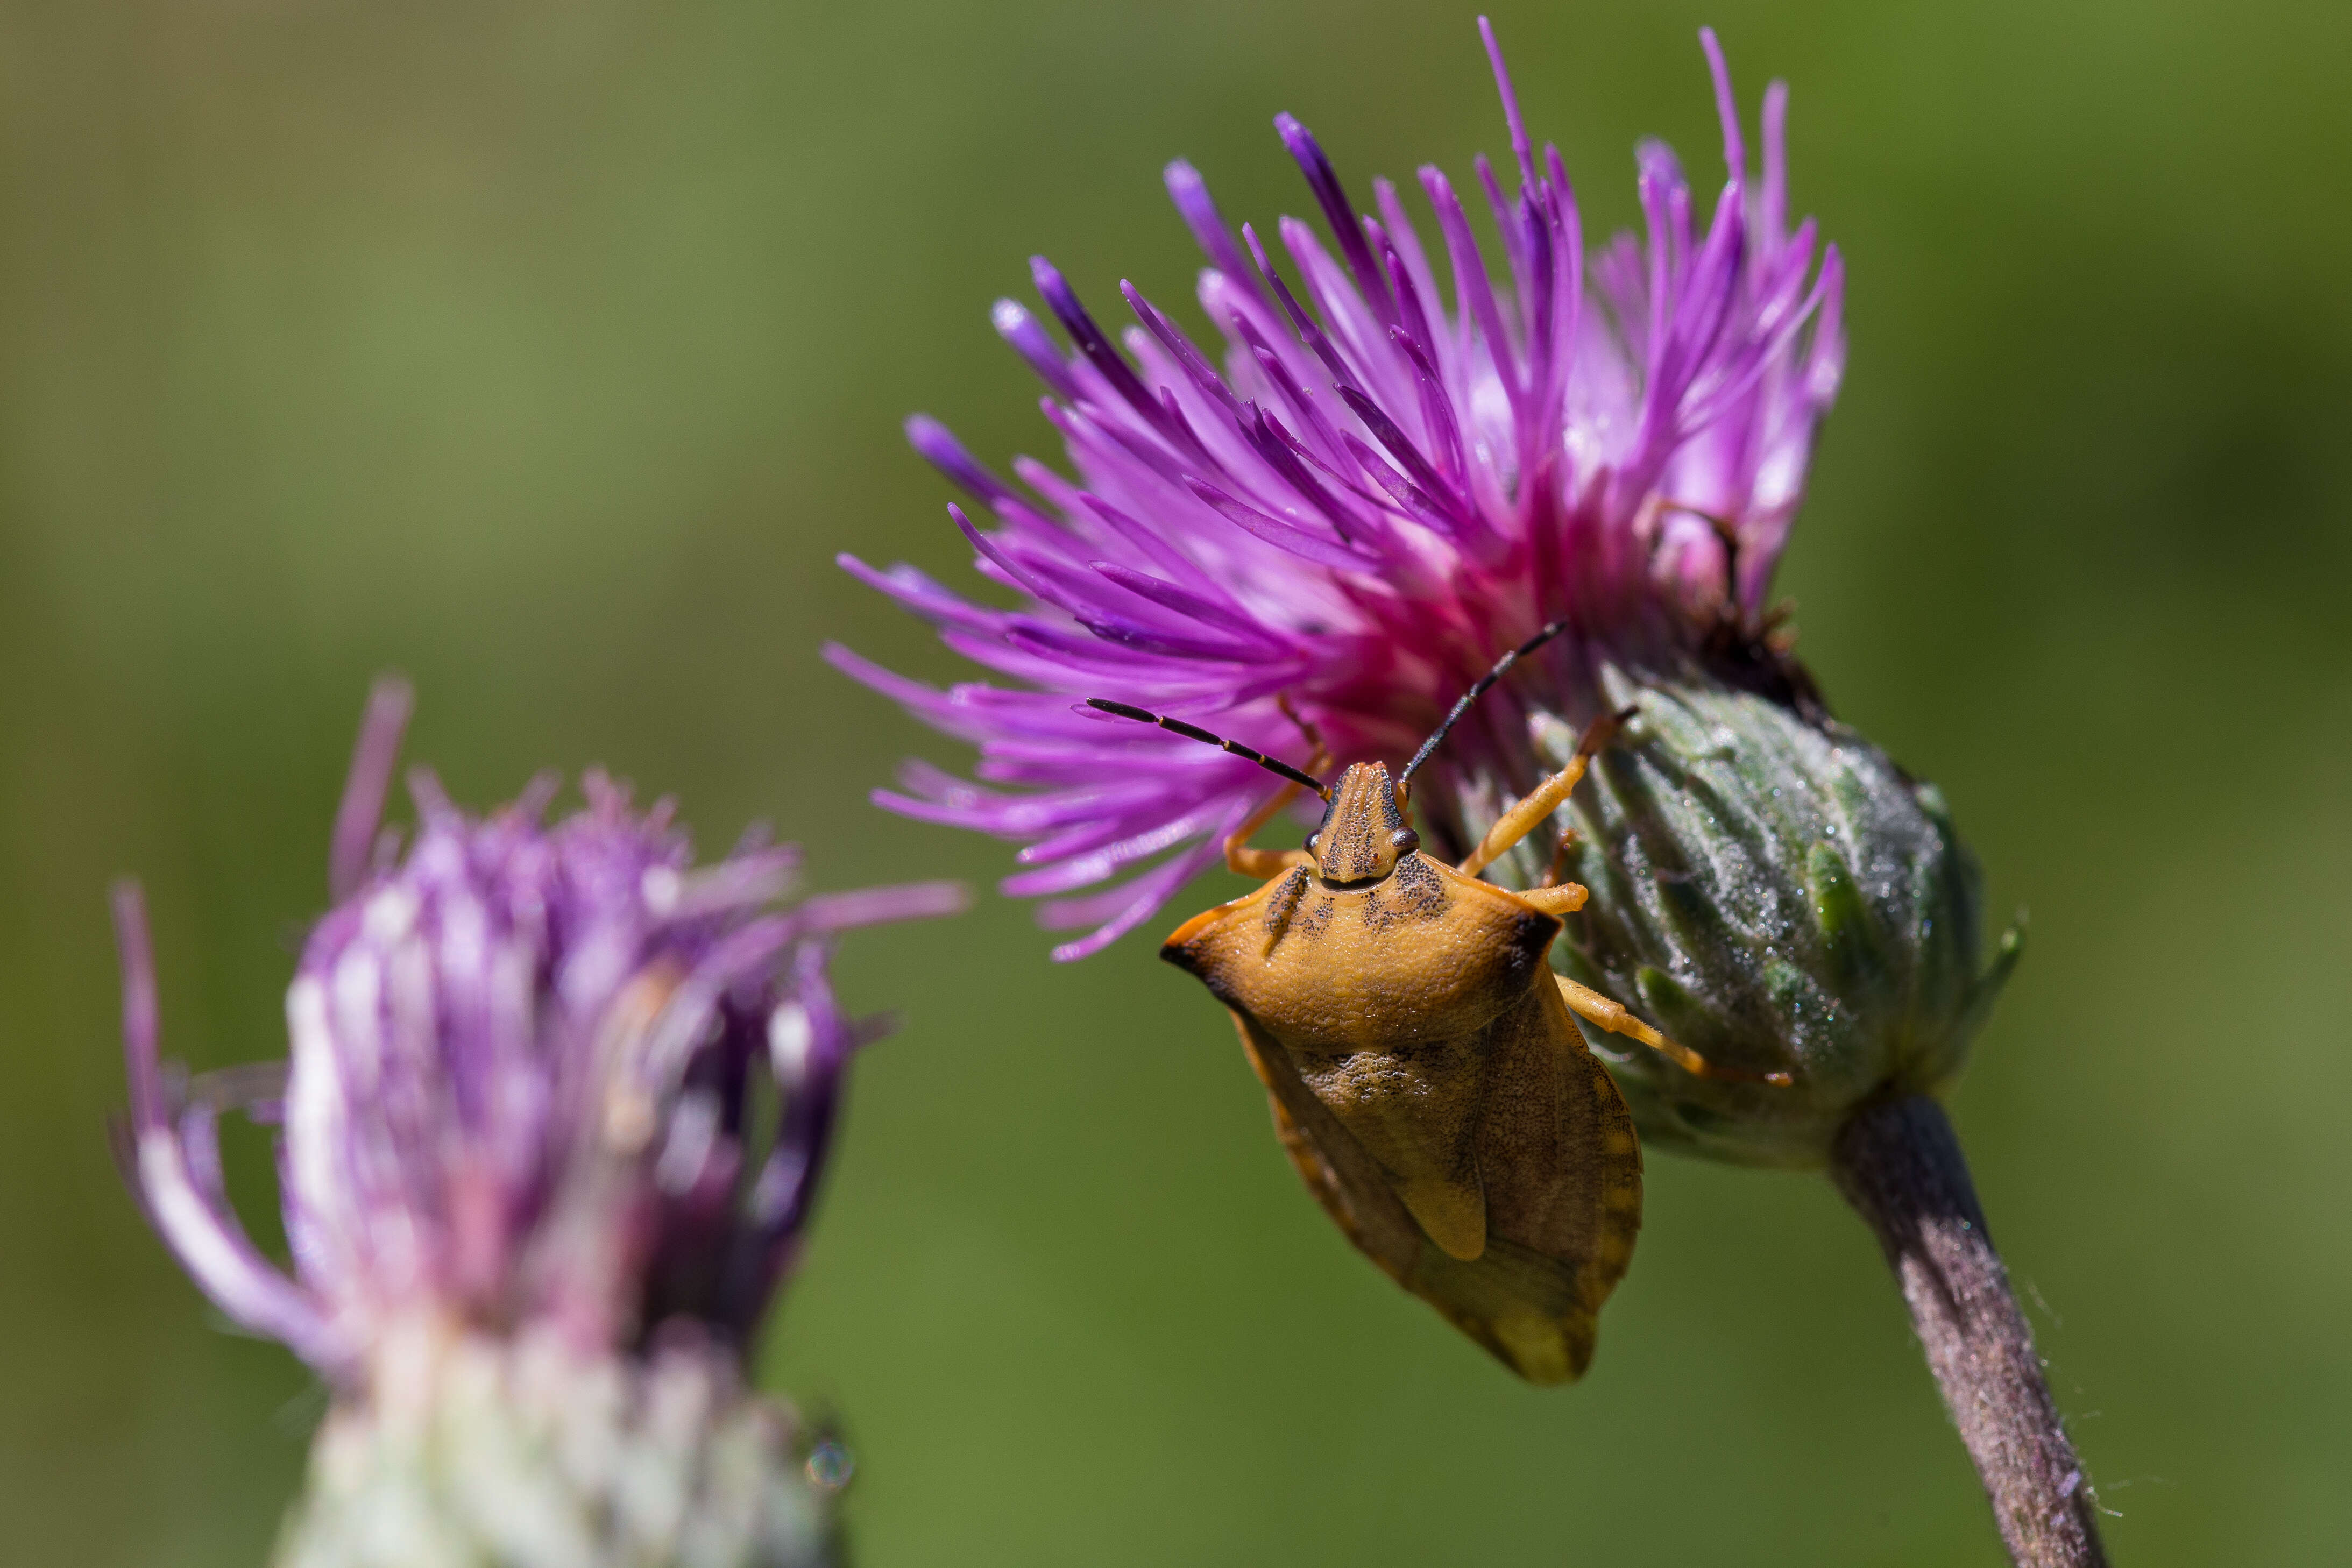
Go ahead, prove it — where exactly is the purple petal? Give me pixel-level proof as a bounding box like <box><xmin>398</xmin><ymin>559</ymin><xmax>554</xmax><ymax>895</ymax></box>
<box><xmin>329</xmin><ymin>679</ymin><xmax>412</xmax><ymax>903</ymax></box>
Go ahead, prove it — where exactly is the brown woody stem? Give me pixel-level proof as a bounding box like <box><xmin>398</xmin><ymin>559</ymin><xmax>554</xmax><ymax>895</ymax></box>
<box><xmin>1830</xmin><ymin>1095</ymin><xmax>2109</xmax><ymax>1568</ymax></box>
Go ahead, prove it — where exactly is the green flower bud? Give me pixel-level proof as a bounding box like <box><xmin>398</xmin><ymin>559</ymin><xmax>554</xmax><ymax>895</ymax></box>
<box><xmin>1496</xmin><ymin>668</ymin><xmax>2021</xmax><ymax>1169</ymax></box>
<box><xmin>274</xmin><ymin>1322</ymin><xmax>843</xmax><ymax>1568</ymax></box>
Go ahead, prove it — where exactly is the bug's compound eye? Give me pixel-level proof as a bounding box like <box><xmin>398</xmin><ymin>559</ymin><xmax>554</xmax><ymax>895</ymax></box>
<box><xmin>1304</xmin><ymin>832</ymin><xmax>1322</xmax><ymax>855</ymax></box>
<box><xmin>1390</xmin><ymin>827</ymin><xmax>1421</xmax><ymax>854</ymax></box>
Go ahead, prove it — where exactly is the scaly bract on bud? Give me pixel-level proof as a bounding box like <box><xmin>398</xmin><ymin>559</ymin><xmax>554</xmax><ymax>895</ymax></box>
<box><xmin>1516</xmin><ymin>672</ymin><xmax>2020</xmax><ymax>1167</ymax></box>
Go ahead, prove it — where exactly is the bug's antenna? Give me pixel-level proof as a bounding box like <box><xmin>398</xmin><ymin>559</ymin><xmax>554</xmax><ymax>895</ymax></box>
<box><xmin>1399</xmin><ymin>620</ymin><xmax>1574</xmax><ymax>789</ymax></box>
<box><xmin>1086</xmin><ymin>699</ymin><xmax>1331</xmax><ymax>799</ymax></box>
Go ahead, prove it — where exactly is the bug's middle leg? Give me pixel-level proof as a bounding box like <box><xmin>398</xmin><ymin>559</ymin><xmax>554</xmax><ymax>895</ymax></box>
<box><xmin>1457</xmin><ymin>707</ymin><xmax>1633</xmax><ymax>879</ymax></box>
<box><xmin>1556</xmin><ymin>976</ymin><xmax>1794</xmax><ymax>1087</ymax></box>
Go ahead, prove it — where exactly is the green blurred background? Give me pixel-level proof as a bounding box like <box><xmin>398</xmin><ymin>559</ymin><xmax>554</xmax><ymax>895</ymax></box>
<box><xmin>2</xmin><ymin>0</ymin><xmax>2344</xmax><ymax>1562</ymax></box>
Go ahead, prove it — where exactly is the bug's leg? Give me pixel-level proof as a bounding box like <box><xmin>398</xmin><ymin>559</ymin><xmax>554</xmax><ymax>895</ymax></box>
<box><xmin>1540</xmin><ymin>825</ymin><xmax>1579</xmax><ymax>889</ymax></box>
<box><xmin>1224</xmin><ymin>737</ymin><xmax>1331</xmax><ymax>877</ymax></box>
<box><xmin>1227</xmin><ymin>703</ymin><xmax>1329</xmax><ymax>878</ymax></box>
<box><xmin>1457</xmin><ymin>707</ymin><xmax>1632</xmax><ymax>879</ymax></box>
<box><xmin>1517</xmin><ymin>881</ymin><xmax>1589</xmax><ymax>916</ymax></box>
<box><xmin>1556</xmin><ymin>976</ymin><xmax>1795</xmax><ymax>1087</ymax></box>
<box><xmin>1497</xmin><ymin>824</ymin><xmax>1586</xmax><ymax>913</ymax></box>
<box><xmin>1456</xmin><ymin>761</ymin><xmax>1587</xmax><ymax>878</ymax></box>
<box><xmin>1224</xmin><ymin>784</ymin><xmax>1315</xmax><ymax>878</ymax></box>
<box><xmin>1276</xmin><ymin>692</ymin><xmax>1326</xmax><ymax>764</ymax></box>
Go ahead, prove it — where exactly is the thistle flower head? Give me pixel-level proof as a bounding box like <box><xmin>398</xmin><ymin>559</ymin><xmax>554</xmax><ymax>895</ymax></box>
<box><xmin>1538</xmin><ymin>674</ymin><xmax>2021</xmax><ymax>1166</ymax></box>
<box><xmin>831</xmin><ymin>20</ymin><xmax>1844</xmax><ymax>958</ymax></box>
<box><xmin>115</xmin><ymin>679</ymin><xmax>967</xmax><ymax>1379</ymax></box>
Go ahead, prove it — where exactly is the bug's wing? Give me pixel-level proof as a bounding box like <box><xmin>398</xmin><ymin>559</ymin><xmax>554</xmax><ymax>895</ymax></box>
<box><xmin>1472</xmin><ymin>977</ymin><xmax>1644</xmax><ymax>1351</ymax></box>
<box><xmin>1236</xmin><ymin>1011</ymin><xmax>1427</xmax><ymax>1274</ymax></box>
<box><xmin>1233</xmin><ymin>997</ymin><xmax>1641</xmax><ymax>1385</ymax></box>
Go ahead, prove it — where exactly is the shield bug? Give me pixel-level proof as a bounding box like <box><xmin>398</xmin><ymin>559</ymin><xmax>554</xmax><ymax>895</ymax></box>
<box><xmin>1089</xmin><ymin>623</ymin><xmax>1789</xmax><ymax>1383</ymax></box>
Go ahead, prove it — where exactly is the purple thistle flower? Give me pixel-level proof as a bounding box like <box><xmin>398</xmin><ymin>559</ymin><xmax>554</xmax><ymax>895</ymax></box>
<box><xmin>830</xmin><ymin>20</ymin><xmax>1843</xmax><ymax>959</ymax></box>
<box><xmin>115</xmin><ymin>678</ymin><xmax>967</xmax><ymax>1383</ymax></box>
<box><xmin>823</xmin><ymin>26</ymin><xmax>2094</xmax><ymax>1558</ymax></box>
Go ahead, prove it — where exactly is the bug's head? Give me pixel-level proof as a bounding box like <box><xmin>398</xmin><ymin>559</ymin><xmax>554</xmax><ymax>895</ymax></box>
<box><xmin>1307</xmin><ymin>762</ymin><xmax>1419</xmax><ymax>888</ymax></box>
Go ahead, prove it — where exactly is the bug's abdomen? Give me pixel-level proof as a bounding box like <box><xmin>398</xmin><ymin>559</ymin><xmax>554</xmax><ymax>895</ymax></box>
<box><xmin>1231</xmin><ymin>983</ymin><xmax>1643</xmax><ymax>1385</ymax></box>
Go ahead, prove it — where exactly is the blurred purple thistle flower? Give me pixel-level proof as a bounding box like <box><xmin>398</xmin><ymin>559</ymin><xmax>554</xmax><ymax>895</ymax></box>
<box><xmin>115</xmin><ymin>679</ymin><xmax>967</xmax><ymax>1384</ymax></box>
<box><xmin>830</xmin><ymin>20</ymin><xmax>1843</xmax><ymax>959</ymax></box>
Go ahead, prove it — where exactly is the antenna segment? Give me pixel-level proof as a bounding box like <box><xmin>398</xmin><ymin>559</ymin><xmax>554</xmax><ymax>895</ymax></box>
<box><xmin>1086</xmin><ymin>700</ymin><xmax>1331</xmax><ymax>798</ymax></box>
<box><xmin>1399</xmin><ymin>620</ymin><xmax>1573</xmax><ymax>787</ymax></box>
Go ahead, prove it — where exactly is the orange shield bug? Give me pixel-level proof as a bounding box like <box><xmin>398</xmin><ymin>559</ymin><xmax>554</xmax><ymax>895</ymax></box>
<box><xmin>1090</xmin><ymin>623</ymin><xmax>1788</xmax><ymax>1383</ymax></box>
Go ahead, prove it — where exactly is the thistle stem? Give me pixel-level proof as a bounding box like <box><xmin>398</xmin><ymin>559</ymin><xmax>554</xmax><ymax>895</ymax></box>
<box><xmin>1830</xmin><ymin>1095</ymin><xmax>2108</xmax><ymax>1568</ymax></box>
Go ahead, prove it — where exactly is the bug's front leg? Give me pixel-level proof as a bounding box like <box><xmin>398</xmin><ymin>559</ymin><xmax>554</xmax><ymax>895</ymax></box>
<box><xmin>1457</xmin><ymin>707</ymin><xmax>1633</xmax><ymax>879</ymax></box>
<box><xmin>1556</xmin><ymin>976</ymin><xmax>1795</xmax><ymax>1087</ymax></box>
